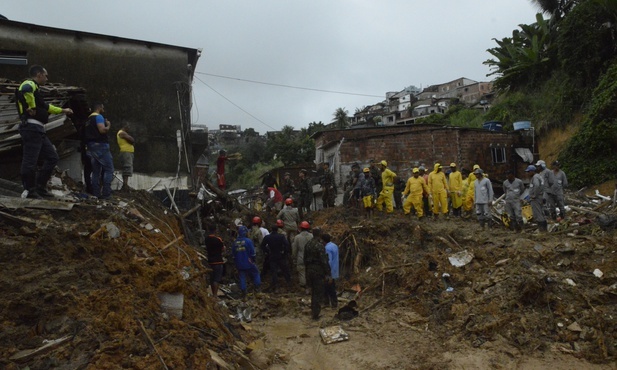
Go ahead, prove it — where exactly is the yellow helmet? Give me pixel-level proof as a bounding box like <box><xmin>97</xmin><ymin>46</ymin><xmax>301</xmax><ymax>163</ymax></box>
<box><xmin>380</xmin><ymin>160</ymin><xmax>387</xmax><ymax>167</ymax></box>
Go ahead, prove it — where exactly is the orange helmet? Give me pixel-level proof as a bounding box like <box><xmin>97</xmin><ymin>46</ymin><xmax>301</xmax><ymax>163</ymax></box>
<box><xmin>276</xmin><ymin>219</ymin><xmax>284</xmax><ymax>227</ymax></box>
<box><xmin>300</xmin><ymin>221</ymin><xmax>310</xmax><ymax>229</ymax></box>
<box><xmin>252</xmin><ymin>216</ymin><xmax>261</xmax><ymax>225</ymax></box>
<box><xmin>285</xmin><ymin>198</ymin><xmax>293</xmax><ymax>205</ymax></box>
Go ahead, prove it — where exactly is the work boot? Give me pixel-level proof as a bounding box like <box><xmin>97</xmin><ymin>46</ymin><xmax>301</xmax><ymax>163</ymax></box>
<box><xmin>36</xmin><ymin>186</ymin><xmax>53</xmax><ymax>197</ymax></box>
<box><xmin>25</xmin><ymin>189</ymin><xmax>42</xmax><ymax>199</ymax></box>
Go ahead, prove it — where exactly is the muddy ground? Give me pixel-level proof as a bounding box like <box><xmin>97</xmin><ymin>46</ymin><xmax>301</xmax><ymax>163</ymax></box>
<box><xmin>1</xmin><ymin>188</ymin><xmax>616</xmax><ymax>369</ymax></box>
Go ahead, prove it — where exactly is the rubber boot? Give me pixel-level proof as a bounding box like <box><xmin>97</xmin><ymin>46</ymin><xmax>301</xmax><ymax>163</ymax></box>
<box><xmin>539</xmin><ymin>221</ymin><xmax>548</xmax><ymax>233</ymax></box>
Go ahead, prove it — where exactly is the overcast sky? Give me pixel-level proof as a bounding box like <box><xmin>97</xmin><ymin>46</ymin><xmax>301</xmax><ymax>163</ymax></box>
<box><xmin>3</xmin><ymin>1</ymin><xmax>540</xmax><ymax>133</ymax></box>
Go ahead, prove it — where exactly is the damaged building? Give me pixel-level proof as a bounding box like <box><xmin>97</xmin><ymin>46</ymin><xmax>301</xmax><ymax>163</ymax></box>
<box><xmin>312</xmin><ymin>124</ymin><xmax>535</xmax><ymax>188</ymax></box>
<box><xmin>0</xmin><ymin>18</ymin><xmax>203</xmax><ymax>188</ymax></box>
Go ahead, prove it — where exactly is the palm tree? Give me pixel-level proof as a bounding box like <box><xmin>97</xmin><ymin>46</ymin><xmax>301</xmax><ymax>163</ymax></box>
<box><xmin>530</xmin><ymin>0</ymin><xmax>578</xmax><ymax>20</ymax></box>
<box><xmin>333</xmin><ymin>107</ymin><xmax>349</xmax><ymax>129</ymax></box>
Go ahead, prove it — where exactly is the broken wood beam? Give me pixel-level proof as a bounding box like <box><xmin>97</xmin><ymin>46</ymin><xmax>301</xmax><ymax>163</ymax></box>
<box><xmin>159</xmin><ymin>235</ymin><xmax>185</xmax><ymax>252</ymax></box>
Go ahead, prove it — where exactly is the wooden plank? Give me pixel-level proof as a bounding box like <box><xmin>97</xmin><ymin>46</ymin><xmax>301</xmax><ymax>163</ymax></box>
<box><xmin>9</xmin><ymin>335</ymin><xmax>71</xmax><ymax>361</ymax></box>
<box><xmin>0</xmin><ymin>195</ymin><xmax>75</xmax><ymax>211</ymax></box>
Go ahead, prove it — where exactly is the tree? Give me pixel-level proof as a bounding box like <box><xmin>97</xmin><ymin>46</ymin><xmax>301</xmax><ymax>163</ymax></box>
<box><xmin>307</xmin><ymin>121</ymin><xmax>326</xmax><ymax>136</ymax></box>
<box><xmin>265</xmin><ymin>125</ymin><xmax>315</xmax><ymax>166</ymax></box>
<box><xmin>333</xmin><ymin>107</ymin><xmax>349</xmax><ymax>129</ymax></box>
<box><xmin>243</xmin><ymin>127</ymin><xmax>258</xmax><ymax>138</ymax></box>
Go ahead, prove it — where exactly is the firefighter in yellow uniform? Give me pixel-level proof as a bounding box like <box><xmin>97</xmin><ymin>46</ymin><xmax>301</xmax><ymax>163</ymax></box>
<box><xmin>402</xmin><ymin>168</ymin><xmax>429</xmax><ymax>218</ymax></box>
<box><xmin>463</xmin><ymin>164</ymin><xmax>480</xmax><ymax>216</ymax></box>
<box><xmin>376</xmin><ymin>160</ymin><xmax>397</xmax><ymax>213</ymax></box>
<box><xmin>448</xmin><ymin>163</ymin><xmax>463</xmax><ymax>217</ymax></box>
<box><xmin>428</xmin><ymin>163</ymin><xmax>449</xmax><ymax>218</ymax></box>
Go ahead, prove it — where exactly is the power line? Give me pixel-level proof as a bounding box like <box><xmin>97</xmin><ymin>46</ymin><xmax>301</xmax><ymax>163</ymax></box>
<box><xmin>196</xmin><ymin>72</ymin><xmax>384</xmax><ymax>98</ymax></box>
<box><xmin>193</xmin><ymin>74</ymin><xmax>278</xmax><ymax>131</ymax></box>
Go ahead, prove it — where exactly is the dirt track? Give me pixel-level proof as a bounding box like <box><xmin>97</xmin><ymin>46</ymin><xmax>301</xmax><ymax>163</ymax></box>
<box><xmin>1</xmin><ymin>190</ymin><xmax>616</xmax><ymax>369</ymax></box>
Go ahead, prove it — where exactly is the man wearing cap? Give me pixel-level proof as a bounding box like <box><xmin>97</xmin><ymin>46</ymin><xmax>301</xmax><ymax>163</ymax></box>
<box><xmin>449</xmin><ymin>163</ymin><xmax>463</xmax><ymax>217</ymax></box>
<box><xmin>297</xmin><ymin>169</ymin><xmax>312</xmax><ymax>218</ymax></box>
<box><xmin>361</xmin><ymin>167</ymin><xmax>377</xmax><ymax>218</ymax></box>
<box><xmin>503</xmin><ymin>171</ymin><xmax>525</xmax><ymax>232</ymax></box>
<box><xmin>277</xmin><ymin>198</ymin><xmax>300</xmax><ymax>243</ymax></box>
<box><xmin>319</xmin><ymin>162</ymin><xmax>337</xmax><ymax>208</ymax></box>
<box><xmin>474</xmin><ymin>168</ymin><xmax>494</xmax><ymax>229</ymax></box>
<box><xmin>376</xmin><ymin>160</ymin><xmax>397</xmax><ymax>213</ymax></box>
<box><xmin>526</xmin><ymin>165</ymin><xmax>547</xmax><ymax>232</ymax></box>
<box><xmin>550</xmin><ymin>161</ymin><xmax>568</xmax><ymax>220</ymax></box>
<box><xmin>280</xmin><ymin>172</ymin><xmax>295</xmax><ymax>199</ymax></box>
<box><xmin>463</xmin><ymin>164</ymin><xmax>480</xmax><ymax>217</ymax></box>
<box><xmin>428</xmin><ymin>163</ymin><xmax>450</xmax><ymax>219</ymax></box>
<box><xmin>403</xmin><ymin>168</ymin><xmax>429</xmax><ymax>219</ymax></box>
<box><xmin>292</xmin><ymin>221</ymin><xmax>313</xmax><ymax>292</ymax></box>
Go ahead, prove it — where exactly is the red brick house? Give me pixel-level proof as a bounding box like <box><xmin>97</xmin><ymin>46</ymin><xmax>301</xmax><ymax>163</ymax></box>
<box><xmin>312</xmin><ymin>124</ymin><xmax>534</xmax><ymax>188</ymax></box>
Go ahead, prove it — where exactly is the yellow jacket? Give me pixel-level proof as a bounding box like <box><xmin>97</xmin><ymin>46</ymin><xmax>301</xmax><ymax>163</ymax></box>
<box><xmin>403</xmin><ymin>176</ymin><xmax>428</xmax><ymax>197</ymax></box>
<box><xmin>381</xmin><ymin>168</ymin><xmax>397</xmax><ymax>187</ymax></box>
<box><xmin>449</xmin><ymin>170</ymin><xmax>463</xmax><ymax>193</ymax></box>
<box><xmin>428</xmin><ymin>164</ymin><xmax>449</xmax><ymax>195</ymax></box>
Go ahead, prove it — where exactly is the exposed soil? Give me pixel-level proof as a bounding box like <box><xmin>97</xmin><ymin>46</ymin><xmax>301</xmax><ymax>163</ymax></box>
<box><xmin>1</xmin><ymin>188</ymin><xmax>616</xmax><ymax>369</ymax></box>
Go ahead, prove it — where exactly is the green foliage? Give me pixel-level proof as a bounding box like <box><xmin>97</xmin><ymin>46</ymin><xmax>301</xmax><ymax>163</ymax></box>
<box><xmin>232</xmin><ymin>159</ymin><xmax>284</xmax><ymax>190</ymax></box>
<box><xmin>558</xmin><ymin>61</ymin><xmax>617</xmax><ymax>188</ymax></box>
<box><xmin>417</xmin><ymin>105</ymin><xmax>485</xmax><ymax>128</ymax></box>
<box><xmin>333</xmin><ymin>107</ymin><xmax>349</xmax><ymax>129</ymax></box>
<box><xmin>265</xmin><ymin>125</ymin><xmax>315</xmax><ymax>166</ymax></box>
<box><xmin>307</xmin><ymin>121</ymin><xmax>326</xmax><ymax>136</ymax></box>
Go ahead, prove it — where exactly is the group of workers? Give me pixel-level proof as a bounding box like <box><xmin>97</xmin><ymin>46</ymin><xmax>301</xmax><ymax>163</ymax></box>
<box><xmin>205</xmin><ymin>202</ymin><xmax>340</xmax><ymax>320</ymax></box>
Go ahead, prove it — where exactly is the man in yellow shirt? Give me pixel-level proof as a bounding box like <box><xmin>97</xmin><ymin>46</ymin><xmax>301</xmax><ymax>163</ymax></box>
<box><xmin>402</xmin><ymin>168</ymin><xmax>429</xmax><ymax>219</ymax></box>
<box><xmin>463</xmin><ymin>164</ymin><xmax>480</xmax><ymax>217</ymax></box>
<box><xmin>376</xmin><ymin>160</ymin><xmax>397</xmax><ymax>213</ymax></box>
<box><xmin>116</xmin><ymin>124</ymin><xmax>135</xmax><ymax>191</ymax></box>
<box><xmin>449</xmin><ymin>163</ymin><xmax>463</xmax><ymax>217</ymax></box>
<box><xmin>428</xmin><ymin>163</ymin><xmax>449</xmax><ymax>219</ymax></box>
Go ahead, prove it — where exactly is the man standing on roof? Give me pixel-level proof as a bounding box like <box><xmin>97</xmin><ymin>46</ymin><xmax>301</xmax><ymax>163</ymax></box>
<box><xmin>320</xmin><ymin>162</ymin><xmax>337</xmax><ymax>208</ymax></box>
<box><xmin>428</xmin><ymin>163</ymin><xmax>449</xmax><ymax>219</ymax></box>
<box><xmin>85</xmin><ymin>102</ymin><xmax>114</xmax><ymax>200</ymax></box>
<box><xmin>526</xmin><ymin>165</ymin><xmax>547</xmax><ymax>232</ymax></box>
<box><xmin>403</xmin><ymin>168</ymin><xmax>429</xmax><ymax>219</ymax></box>
<box><xmin>16</xmin><ymin>65</ymin><xmax>73</xmax><ymax>198</ymax></box>
<box><xmin>376</xmin><ymin>160</ymin><xmax>397</xmax><ymax>213</ymax></box>
<box><xmin>292</xmin><ymin>221</ymin><xmax>313</xmax><ymax>293</ymax></box>
<box><xmin>116</xmin><ymin>124</ymin><xmax>135</xmax><ymax>192</ymax></box>
<box><xmin>449</xmin><ymin>163</ymin><xmax>463</xmax><ymax>217</ymax></box>
<box><xmin>474</xmin><ymin>168</ymin><xmax>494</xmax><ymax>229</ymax></box>
<box><xmin>216</xmin><ymin>149</ymin><xmax>230</xmax><ymax>190</ymax></box>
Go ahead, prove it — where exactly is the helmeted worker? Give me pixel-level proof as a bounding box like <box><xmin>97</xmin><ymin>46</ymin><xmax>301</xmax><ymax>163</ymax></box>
<box><xmin>428</xmin><ymin>163</ymin><xmax>449</xmax><ymax>218</ymax></box>
<box><xmin>297</xmin><ymin>169</ymin><xmax>313</xmax><ymax>218</ymax></box>
<box><xmin>474</xmin><ymin>168</ymin><xmax>494</xmax><ymax>229</ymax></box>
<box><xmin>232</xmin><ymin>226</ymin><xmax>261</xmax><ymax>298</ymax></box>
<box><xmin>375</xmin><ymin>160</ymin><xmax>397</xmax><ymax>213</ymax></box>
<box><xmin>292</xmin><ymin>221</ymin><xmax>313</xmax><ymax>293</ymax></box>
<box><xmin>449</xmin><ymin>163</ymin><xmax>463</xmax><ymax>216</ymax></box>
<box><xmin>503</xmin><ymin>171</ymin><xmax>525</xmax><ymax>232</ymax></box>
<box><xmin>526</xmin><ymin>165</ymin><xmax>547</xmax><ymax>232</ymax></box>
<box><xmin>402</xmin><ymin>168</ymin><xmax>429</xmax><ymax>219</ymax></box>
<box><xmin>265</xmin><ymin>186</ymin><xmax>283</xmax><ymax>211</ymax></box>
<box><xmin>361</xmin><ymin>167</ymin><xmax>377</xmax><ymax>219</ymax></box>
<box><xmin>463</xmin><ymin>164</ymin><xmax>480</xmax><ymax>216</ymax></box>
<box><xmin>277</xmin><ymin>198</ymin><xmax>300</xmax><ymax>242</ymax></box>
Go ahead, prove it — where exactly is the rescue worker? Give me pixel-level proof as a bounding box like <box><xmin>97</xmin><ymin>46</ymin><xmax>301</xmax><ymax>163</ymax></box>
<box><xmin>526</xmin><ymin>165</ymin><xmax>547</xmax><ymax>232</ymax></box>
<box><xmin>280</xmin><ymin>172</ymin><xmax>295</xmax><ymax>199</ymax></box>
<box><xmin>503</xmin><ymin>171</ymin><xmax>525</xmax><ymax>232</ymax></box>
<box><xmin>277</xmin><ymin>198</ymin><xmax>300</xmax><ymax>243</ymax></box>
<box><xmin>16</xmin><ymin>65</ymin><xmax>74</xmax><ymax>198</ymax></box>
<box><xmin>351</xmin><ymin>164</ymin><xmax>365</xmax><ymax>208</ymax></box>
<box><xmin>402</xmin><ymin>168</ymin><xmax>429</xmax><ymax>219</ymax></box>
<box><xmin>370</xmin><ymin>161</ymin><xmax>383</xmax><ymax>195</ymax></box>
<box><xmin>85</xmin><ymin>102</ymin><xmax>114</xmax><ymax>200</ymax></box>
<box><xmin>376</xmin><ymin>160</ymin><xmax>397</xmax><ymax>213</ymax></box>
<box><xmin>322</xmin><ymin>233</ymin><xmax>339</xmax><ymax>309</ymax></box>
<box><xmin>117</xmin><ymin>124</ymin><xmax>135</xmax><ymax>192</ymax></box>
<box><xmin>419</xmin><ymin>166</ymin><xmax>431</xmax><ymax>216</ymax></box>
<box><xmin>536</xmin><ymin>160</ymin><xmax>555</xmax><ymax>219</ymax></box>
<box><xmin>265</xmin><ymin>186</ymin><xmax>283</xmax><ymax>211</ymax></box>
<box><xmin>393</xmin><ymin>177</ymin><xmax>405</xmax><ymax>210</ymax></box>
<box><xmin>303</xmin><ymin>228</ymin><xmax>331</xmax><ymax>320</ymax></box>
<box><xmin>204</xmin><ymin>224</ymin><xmax>225</xmax><ymax>297</ymax></box>
<box><xmin>361</xmin><ymin>167</ymin><xmax>377</xmax><ymax>219</ymax></box>
<box><xmin>474</xmin><ymin>168</ymin><xmax>494</xmax><ymax>229</ymax></box>
<box><xmin>260</xmin><ymin>225</ymin><xmax>291</xmax><ymax>292</ymax></box>
<box><xmin>249</xmin><ymin>216</ymin><xmax>270</xmax><ymax>278</ymax></box>
<box><xmin>297</xmin><ymin>169</ymin><xmax>313</xmax><ymax>218</ymax></box>
<box><xmin>449</xmin><ymin>163</ymin><xmax>463</xmax><ymax>217</ymax></box>
<box><xmin>292</xmin><ymin>221</ymin><xmax>313</xmax><ymax>293</ymax></box>
<box><xmin>550</xmin><ymin>161</ymin><xmax>568</xmax><ymax>220</ymax></box>
<box><xmin>319</xmin><ymin>162</ymin><xmax>337</xmax><ymax>208</ymax></box>
<box><xmin>428</xmin><ymin>163</ymin><xmax>449</xmax><ymax>219</ymax></box>
<box><xmin>232</xmin><ymin>226</ymin><xmax>261</xmax><ymax>299</ymax></box>
<box><xmin>463</xmin><ymin>164</ymin><xmax>480</xmax><ymax>217</ymax></box>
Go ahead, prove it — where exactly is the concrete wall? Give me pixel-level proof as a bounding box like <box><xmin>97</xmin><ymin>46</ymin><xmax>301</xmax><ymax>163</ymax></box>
<box><xmin>0</xmin><ymin>20</ymin><xmax>200</xmax><ymax>174</ymax></box>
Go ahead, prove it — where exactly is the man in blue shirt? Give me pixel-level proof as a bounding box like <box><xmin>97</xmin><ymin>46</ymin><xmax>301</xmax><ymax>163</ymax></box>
<box><xmin>322</xmin><ymin>233</ymin><xmax>339</xmax><ymax>308</ymax></box>
<box><xmin>232</xmin><ymin>226</ymin><xmax>261</xmax><ymax>299</ymax></box>
<box><xmin>84</xmin><ymin>102</ymin><xmax>114</xmax><ymax>199</ymax></box>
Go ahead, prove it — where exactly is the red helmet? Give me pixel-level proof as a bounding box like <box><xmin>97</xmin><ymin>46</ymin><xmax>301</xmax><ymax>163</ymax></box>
<box><xmin>252</xmin><ymin>216</ymin><xmax>261</xmax><ymax>225</ymax></box>
<box><xmin>300</xmin><ymin>221</ymin><xmax>310</xmax><ymax>230</ymax></box>
<box><xmin>276</xmin><ymin>219</ymin><xmax>284</xmax><ymax>227</ymax></box>
<box><xmin>285</xmin><ymin>198</ymin><xmax>293</xmax><ymax>205</ymax></box>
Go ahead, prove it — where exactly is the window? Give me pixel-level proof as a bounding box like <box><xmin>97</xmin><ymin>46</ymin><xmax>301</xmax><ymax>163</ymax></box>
<box><xmin>491</xmin><ymin>147</ymin><xmax>506</xmax><ymax>163</ymax></box>
<box><xmin>0</xmin><ymin>50</ymin><xmax>28</xmax><ymax>65</ymax></box>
